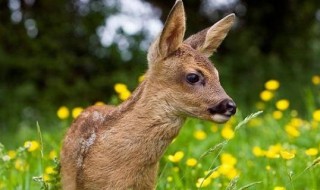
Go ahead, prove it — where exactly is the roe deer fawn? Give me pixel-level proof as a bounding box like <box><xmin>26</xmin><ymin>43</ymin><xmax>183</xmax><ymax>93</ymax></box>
<box><xmin>61</xmin><ymin>0</ymin><xmax>236</xmax><ymax>189</ymax></box>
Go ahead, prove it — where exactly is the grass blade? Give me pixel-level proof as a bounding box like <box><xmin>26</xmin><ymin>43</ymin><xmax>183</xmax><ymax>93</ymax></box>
<box><xmin>238</xmin><ymin>181</ymin><xmax>262</xmax><ymax>190</ymax></box>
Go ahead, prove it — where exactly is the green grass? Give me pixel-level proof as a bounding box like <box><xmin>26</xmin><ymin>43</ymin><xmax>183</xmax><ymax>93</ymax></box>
<box><xmin>0</xmin><ymin>79</ymin><xmax>319</xmax><ymax>190</ymax></box>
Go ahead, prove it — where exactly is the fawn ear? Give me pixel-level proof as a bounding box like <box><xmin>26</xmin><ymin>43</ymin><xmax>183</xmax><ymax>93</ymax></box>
<box><xmin>148</xmin><ymin>0</ymin><xmax>186</xmax><ymax>64</ymax></box>
<box><xmin>185</xmin><ymin>14</ymin><xmax>235</xmax><ymax>57</ymax></box>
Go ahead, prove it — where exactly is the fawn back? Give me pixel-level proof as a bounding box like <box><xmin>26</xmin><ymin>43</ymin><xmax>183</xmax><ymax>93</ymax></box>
<box><xmin>60</xmin><ymin>1</ymin><xmax>236</xmax><ymax>189</ymax></box>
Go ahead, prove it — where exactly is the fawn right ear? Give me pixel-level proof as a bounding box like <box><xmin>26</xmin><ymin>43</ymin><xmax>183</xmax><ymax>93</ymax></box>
<box><xmin>184</xmin><ymin>14</ymin><xmax>235</xmax><ymax>57</ymax></box>
<box><xmin>147</xmin><ymin>0</ymin><xmax>186</xmax><ymax>65</ymax></box>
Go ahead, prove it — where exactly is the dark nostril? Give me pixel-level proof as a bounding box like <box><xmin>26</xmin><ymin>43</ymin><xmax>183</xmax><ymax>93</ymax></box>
<box><xmin>225</xmin><ymin>100</ymin><xmax>237</xmax><ymax>115</ymax></box>
<box><xmin>208</xmin><ymin>99</ymin><xmax>237</xmax><ymax>115</ymax></box>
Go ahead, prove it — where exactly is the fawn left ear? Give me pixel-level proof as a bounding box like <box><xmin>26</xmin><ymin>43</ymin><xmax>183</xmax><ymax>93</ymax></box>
<box><xmin>185</xmin><ymin>14</ymin><xmax>235</xmax><ymax>57</ymax></box>
<box><xmin>148</xmin><ymin>0</ymin><xmax>186</xmax><ymax>64</ymax></box>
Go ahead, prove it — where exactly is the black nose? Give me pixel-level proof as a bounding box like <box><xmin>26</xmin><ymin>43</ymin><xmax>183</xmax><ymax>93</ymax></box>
<box><xmin>208</xmin><ymin>99</ymin><xmax>237</xmax><ymax>115</ymax></box>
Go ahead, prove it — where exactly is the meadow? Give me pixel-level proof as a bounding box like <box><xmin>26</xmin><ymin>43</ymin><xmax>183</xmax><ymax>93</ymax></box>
<box><xmin>0</xmin><ymin>76</ymin><xmax>320</xmax><ymax>190</ymax></box>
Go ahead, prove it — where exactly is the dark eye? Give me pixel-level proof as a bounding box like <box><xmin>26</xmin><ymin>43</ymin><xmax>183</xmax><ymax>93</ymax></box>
<box><xmin>186</xmin><ymin>73</ymin><xmax>200</xmax><ymax>84</ymax></box>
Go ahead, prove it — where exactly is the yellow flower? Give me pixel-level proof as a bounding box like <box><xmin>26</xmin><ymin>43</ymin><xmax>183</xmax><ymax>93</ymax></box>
<box><xmin>186</xmin><ymin>158</ymin><xmax>197</xmax><ymax>167</ymax></box>
<box><xmin>260</xmin><ymin>90</ymin><xmax>274</xmax><ymax>101</ymax></box>
<box><xmin>114</xmin><ymin>83</ymin><xmax>128</xmax><ymax>94</ymax></box>
<box><xmin>221</xmin><ymin>153</ymin><xmax>237</xmax><ymax>166</ymax></box>
<box><xmin>24</xmin><ymin>140</ymin><xmax>40</xmax><ymax>152</ymax></box>
<box><xmin>15</xmin><ymin>159</ymin><xmax>28</xmax><ymax>171</ymax></box>
<box><xmin>305</xmin><ymin>148</ymin><xmax>319</xmax><ymax>156</ymax></box>
<box><xmin>95</xmin><ymin>101</ymin><xmax>105</xmax><ymax>106</ymax></box>
<box><xmin>285</xmin><ymin>125</ymin><xmax>300</xmax><ymax>137</ymax></box>
<box><xmin>276</xmin><ymin>99</ymin><xmax>290</xmax><ymax>111</ymax></box>
<box><xmin>265</xmin><ymin>144</ymin><xmax>282</xmax><ymax>159</ymax></box>
<box><xmin>196</xmin><ymin>177</ymin><xmax>211</xmax><ymax>188</ymax></box>
<box><xmin>312</xmin><ymin>75</ymin><xmax>320</xmax><ymax>85</ymax></box>
<box><xmin>72</xmin><ymin>107</ymin><xmax>83</xmax><ymax>119</ymax></box>
<box><xmin>138</xmin><ymin>74</ymin><xmax>145</xmax><ymax>83</ymax></box>
<box><xmin>290</xmin><ymin>118</ymin><xmax>303</xmax><ymax>128</ymax></box>
<box><xmin>209</xmin><ymin>171</ymin><xmax>220</xmax><ymax>179</ymax></box>
<box><xmin>45</xmin><ymin>166</ymin><xmax>57</xmax><ymax>174</ymax></box>
<box><xmin>57</xmin><ymin>106</ymin><xmax>69</xmax><ymax>119</ymax></box>
<box><xmin>265</xmin><ymin>79</ymin><xmax>280</xmax><ymax>91</ymax></box>
<box><xmin>218</xmin><ymin>164</ymin><xmax>239</xmax><ymax>179</ymax></box>
<box><xmin>119</xmin><ymin>90</ymin><xmax>131</xmax><ymax>101</ymax></box>
<box><xmin>8</xmin><ymin>150</ymin><xmax>17</xmax><ymax>159</ymax></box>
<box><xmin>274</xmin><ymin>186</ymin><xmax>286</xmax><ymax>190</ymax></box>
<box><xmin>194</xmin><ymin>130</ymin><xmax>207</xmax><ymax>140</ymax></box>
<box><xmin>167</xmin><ymin>176</ymin><xmax>173</xmax><ymax>182</ymax></box>
<box><xmin>313</xmin><ymin>110</ymin><xmax>320</xmax><ymax>122</ymax></box>
<box><xmin>43</xmin><ymin>174</ymin><xmax>50</xmax><ymax>182</ymax></box>
<box><xmin>280</xmin><ymin>150</ymin><xmax>295</xmax><ymax>160</ymax></box>
<box><xmin>168</xmin><ymin>151</ymin><xmax>184</xmax><ymax>163</ymax></box>
<box><xmin>272</xmin><ymin>111</ymin><xmax>283</xmax><ymax>120</ymax></box>
<box><xmin>49</xmin><ymin>150</ymin><xmax>58</xmax><ymax>160</ymax></box>
<box><xmin>252</xmin><ymin>146</ymin><xmax>265</xmax><ymax>157</ymax></box>
<box><xmin>221</xmin><ymin>126</ymin><xmax>235</xmax><ymax>140</ymax></box>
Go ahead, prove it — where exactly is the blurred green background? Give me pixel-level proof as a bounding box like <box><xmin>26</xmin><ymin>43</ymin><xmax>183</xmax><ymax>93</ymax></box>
<box><xmin>0</xmin><ymin>0</ymin><xmax>320</xmax><ymax>145</ymax></box>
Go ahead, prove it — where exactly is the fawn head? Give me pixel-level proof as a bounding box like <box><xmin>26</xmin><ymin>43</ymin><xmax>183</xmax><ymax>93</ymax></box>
<box><xmin>146</xmin><ymin>0</ymin><xmax>236</xmax><ymax>123</ymax></box>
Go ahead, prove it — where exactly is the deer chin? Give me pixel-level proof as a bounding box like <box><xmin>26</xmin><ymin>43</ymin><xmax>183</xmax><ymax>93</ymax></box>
<box><xmin>210</xmin><ymin>114</ymin><xmax>231</xmax><ymax>123</ymax></box>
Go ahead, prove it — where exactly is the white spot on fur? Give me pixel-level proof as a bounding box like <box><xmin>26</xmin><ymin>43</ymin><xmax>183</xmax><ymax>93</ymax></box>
<box><xmin>92</xmin><ymin>111</ymin><xmax>104</xmax><ymax>122</ymax></box>
<box><xmin>77</xmin><ymin>132</ymin><xmax>97</xmax><ymax>168</ymax></box>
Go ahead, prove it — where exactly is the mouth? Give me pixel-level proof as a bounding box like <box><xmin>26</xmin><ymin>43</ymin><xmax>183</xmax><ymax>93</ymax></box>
<box><xmin>210</xmin><ymin>113</ymin><xmax>232</xmax><ymax>123</ymax></box>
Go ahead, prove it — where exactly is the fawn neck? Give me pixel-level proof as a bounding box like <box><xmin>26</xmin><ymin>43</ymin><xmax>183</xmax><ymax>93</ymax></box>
<box><xmin>110</xmin><ymin>77</ymin><xmax>185</xmax><ymax>162</ymax></box>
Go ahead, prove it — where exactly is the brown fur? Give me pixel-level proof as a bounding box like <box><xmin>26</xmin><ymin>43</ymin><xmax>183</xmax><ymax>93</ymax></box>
<box><xmin>60</xmin><ymin>1</ymin><xmax>236</xmax><ymax>189</ymax></box>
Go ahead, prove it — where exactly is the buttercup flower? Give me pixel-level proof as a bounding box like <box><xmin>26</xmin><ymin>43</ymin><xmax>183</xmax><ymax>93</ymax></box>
<box><xmin>45</xmin><ymin>166</ymin><xmax>57</xmax><ymax>174</ymax></box>
<box><xmin>312</xmin><ymin>75</ymin><xmax>320</xmax><ymax>85</ymax></box>
<box><xmin>209</xmin><ymin>171</ymin><xmax>220</xmax><ymax>179</ymax></box>
<box><xmin>72</xmin><ymin>107</ymin><xmax>83</xmax><ymax>119</ymax></box>
<box><xmin>114</xmin><ymin>83</ymin><xmax>128</xmax><ymax>93</ymax></box>
<box><xmin>305</xmin><ymin>148</ymin><xmax>319</xmax><ymax>156</ymax></box>
<box><xmin>265</xmin><ymin>79</ymin><xmax>280</xmax><ymax>91</ymax></box>
<box><xmin>221</xmin><ymin>153</ymin><xmax>237</xmax><ymax>166</ymax></box>
<box><xmin>313</xmin><ymin>109</ymin><xmax>320</xmax><ymax>122</ymax></box>
<box><xmin>24</xmin><ymin>140</ymin><xmax>40</xmax><ymax>152</ymax></box>
<box><xmin>252</xmin><ymin>146</ymin><xmax>265</xmax><ymax>157</ymax></box>
<box><xmin>260</xmin><ymin>90</ymin><xmax>274</xmax><ymax>101</ymax></box>
<box><xmin>15</xmin><ymin>159</ymin><xmax>28</xmax><ymax>171</ymax></box>
<box><xmin>272</xmin><ymin>111</ymin><xmax>283</xmax><ymax>120</ymax></box>
<box><xmin>196</xmin><ymin>177</ymin><xmax>211</xmax><ymax>188</ymax></box>
<box><xmin>168</xmin><ymin>151</ymin><xmax>184</xmax><ymax>163</ymax></box>
<box><xmin>57</xmin><ymin>106</ymin><xmax>69</xmax><ymax>120</ymax></box>
<box><xmin>8</xmin><ymin>150</ymin><xmax>17</xmax><ymax>159</ymax></box>
<box><xmin>194</xmin><ymin>130</ymin><xmax>207</xmax><ymax>140</ymax></box>
<box><xmin>280</xmin><ymin>150</ymin><xmax>295</xmax><ymax>160</ymax></box>
<box><xmin>274</xmin><ymin>186</ymin><xmax>286</xmax><ymax>190</ymax></box>
<box><xmin>221</xmin><ymin>126</ymin><xmax>234</xmax><ymax>140</ymax></box>
<box><xmin>276</xmin><ymin>99</ymin><xmax>290</xmax><ymax>111</ymax></box>
<box><xmin>289</xmin><ymin>118</ymin><xmax>303</xmax><ymax>128</ymax></box>
<box><xmin>114</xmin><ymin>83</ymin><xmax>131</xmax><ymax>101</ymax></box>
<box><xmin>138</xmin><ymin>74</ymin><xmax>145</xmax><ymax>83</ymax></box>
<box><xmin>49</xmin><ymin>150</ymin><xmax>58</xmax><ymax>160</ymax></box>
<box><xmin>285</xmin><ymin>125</ymin><xmax>300</xmax><ymax>138</ymax></box>
<box><xmin>95</xmin><ymin>101</ymin><xmax>105</xmax><ymax>106</ymax></box>
<box><xmin>119</xmin><ymin>90</ymin><xmax>131</xmax><ymax>101</ymax></box>
<box><xmin>265</xmin><ymin>144</ymin><xmax>282</xmax><ymax>158</ymax></box>
<box><xmin>186</xmin><ymin>158</ymin><xmax>197</xmax><ymax>167</ymax></box>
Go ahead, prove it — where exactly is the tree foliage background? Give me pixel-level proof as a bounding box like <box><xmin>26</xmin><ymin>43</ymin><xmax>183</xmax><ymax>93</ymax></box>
<box><xmin>1</xmin><ymin>0</ymin><xmax>320</xmax><ymax>133</ymax></box>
